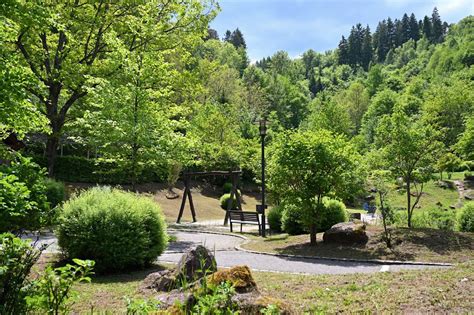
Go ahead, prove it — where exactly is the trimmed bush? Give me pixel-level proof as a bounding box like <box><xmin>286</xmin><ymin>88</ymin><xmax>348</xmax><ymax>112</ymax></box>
<box><xmin>282</xmin><ymin>204</ymin><xmax>305</xmax><ymax>235</ymax></box>
<box><xmin>394</xmin><ymin>207</ymin><xmax>457</xmax><ymax>231</ymax></box>
<box><xmin>57</xmin><ymin>187</ymin><xmax>168</xmax><ymax>273</ymax></box>
<box><xmin>458</xmin><ymin>202</ymin><xmax>474</xmax><ymax>232</ymax></box>
<box><xmin>219</xmin><ymin>193</ymin><xmax>240</xmax><ymax>210</ymax></box>
<box><xmin>319</xmin><ymin>198</ymin><xmax>348</xmax><ymax>231</ymax></box>
<box><xmin>222</xmin><ymin>182</ymin><xmax>233</xmax><ymax>194</ymax></box>
<box><xmin>267</xmin><ymin>205</ymin><xmax>283</xmax><ymax>232</ymax></box>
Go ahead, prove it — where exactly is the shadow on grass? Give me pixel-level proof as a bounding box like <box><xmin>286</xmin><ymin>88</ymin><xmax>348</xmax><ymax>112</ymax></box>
<box><xmin>91</xmin><ymin>263</ymin><xmax>168</xmax><ymax>284</ymax></box>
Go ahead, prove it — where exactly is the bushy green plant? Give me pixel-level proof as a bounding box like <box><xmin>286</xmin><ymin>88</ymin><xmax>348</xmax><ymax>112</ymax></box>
<box><xmin>458</xmin><ymin>202</ymin><xmax>474</xmax><ymax>232</ymax></box>
<box><xmin>191</xmin><ymin>281</ymin><xmax>239</xmax><ymax>314</ymax></box>
<box><xmin>318</xmin><ymin>198</ymin><xmax>348</xmax><ymax>231</ymax></box>
<box><xmin>27</xmin><ymin>259</ymin><xmax>94</xmax><ymax>315</ymax></box>
<box><xmin>125</xmin><ymin>297</ymin><xmax>160</xmax><ymax>314</ymax></box>
<box><xmin>0</xmin><ymin>155</ymin><xmax>49</xmax><ymax>232</ymax></box>
<box><xmin>223</xmin><ymin>182</ymin><xmax>233</xmax><ymax>194</ymax></box>
<box><xmin>220</xmin><ymin>193</ymin><xmax>239</xmax><ymax>210</ymax></box>
<box><xmin>281</xmin><ymin>203</ymin><xmax>306</xmax><ymax>235</ymax></box>
<box><xmin>43</xmin><ymin>178</ymin><xmax>66</xmax><ymax>209</ymax></box>
<box><xmin>56</xmin><ymin>187</ymin><xmax>168</xmax><ymax>273</ymax></box>
<box><xmin>0</xmin><ymin>233</ymin><xmax>43</xmax><ymax>314</ymax></box>
<box><xmin>267</xmin><ymin>205</ymin><xmax>283</xmax><ymax>232</ymax></box>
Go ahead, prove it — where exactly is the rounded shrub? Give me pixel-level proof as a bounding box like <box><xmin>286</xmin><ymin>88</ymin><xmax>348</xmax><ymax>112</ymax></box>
<box><xmin>458</xmin><ymin>202</ymin><xmax>474</xmax><ymax>232</ymax></box>
<box><xmin>44</xmin><ymin>178</ymin><xmax>66</xmax><ymax>209</ymax></box>
<box><xmin>219</xmin><ymin>193</ymin><xmax>240</xmax><ymax>210</ymax></box>
<box><xmin>267</xmin><ymin>205</ymin><xmax>283</xmax><ymax>232</ymax></box>
<box><xmin>222</xmin><ymin>182</ymin><xmax>233</xmax><ymax>194</ymax></box>
<box><xmin>282</xmin><ymin>204</ymin><xmax>305</xmax><ymax>235</ymax></box>
<box><xmin>319</xmin><ymin>198</ymin><xmax>348</xmax><ymax>231</ymax></box>
<box><xmin>56</xmin><ymin>187</ymin><xmax>168</xmax><ymax>273</ymax></box>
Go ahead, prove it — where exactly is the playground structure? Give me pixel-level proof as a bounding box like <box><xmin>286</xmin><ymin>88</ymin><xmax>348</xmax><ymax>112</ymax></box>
<box><xmin>176</xmin><ymin>170</ymin><xmax>243</xmax><ymax>225</ymax></box>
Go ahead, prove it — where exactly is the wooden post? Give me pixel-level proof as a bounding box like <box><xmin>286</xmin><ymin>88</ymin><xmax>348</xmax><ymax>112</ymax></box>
<box><xmin>176</xmin><ymin>174</ymin><xmax>197</xmax><ymax>223</ymax></box>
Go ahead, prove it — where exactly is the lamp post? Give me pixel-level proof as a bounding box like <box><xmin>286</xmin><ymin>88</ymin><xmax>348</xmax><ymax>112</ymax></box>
<box><xmin>257</xmin><ymin>118</ymin><xmax>267</xmax><ymax>237</ymax></box>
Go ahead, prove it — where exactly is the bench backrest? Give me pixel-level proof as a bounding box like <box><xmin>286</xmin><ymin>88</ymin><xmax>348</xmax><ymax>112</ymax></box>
<box><xmin>228</xmin><ymin>210</ymin><xmax>259</xmax><ymax>222</ymax></box>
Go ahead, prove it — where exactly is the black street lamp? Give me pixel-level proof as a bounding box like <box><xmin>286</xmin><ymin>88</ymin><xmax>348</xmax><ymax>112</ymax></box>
<box><xmin>257</xmin><ymin>118</ymin><xmax>268</xmax><ymax>237</ymax></box>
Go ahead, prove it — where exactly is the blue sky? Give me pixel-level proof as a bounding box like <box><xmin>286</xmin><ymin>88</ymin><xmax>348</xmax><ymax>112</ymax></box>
<box><xmin>210</xmin><ymin>0</ymin><xmax>474</xmax><ymax>62</ymax></box>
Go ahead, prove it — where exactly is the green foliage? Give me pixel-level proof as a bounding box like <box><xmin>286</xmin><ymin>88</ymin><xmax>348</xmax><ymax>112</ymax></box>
<box><xmin>125</xmin><ymin>297</ymin><xmax>160</xmax><ymax>315</ymax></box>
<box><xmin>281</xmin><ymin>203</ymin><xmax>306</xmax><ymax>235</ymax></box>
<box><xmin>0</xmin><ymin>155</ymin><xmax>49</xmax><ymax>232</ymax></box>
<box><xmin>458</xmin><ymin>202</ymin><xmax>474</xmax><ymax>232</ymax></box>
<box><xmin>394</xmin><ymin>207</ymin><xmax>457</xmax><ymax>231</ymax></box>
<box><xmin>191</xmin><ymin>281</ymin><xmax>239</xmax><ymax>314</ymax></box>
<box><xmin>43</xmin><ymin>178</ymin><xmax>66</xmax><ymax>209</ymax></box>
<box><xmin>0</xmin><ymin>233</ymin><xmax>42</xmax><ymax>314</ymax></box>
<box><xmin>57</xmin><ymin>187</ymin><xmax>168</xmax><ymax>273</ymax></box>
<box><xmin>31</xmin><ymin>155</ymin><xmax>167</xmax><ymax>184</ymax></box>
<box><xmin>223</xmin><ymin>182</ymin><xmax>233</xmax><ymax>194</ymax></box>
<box><xmin>26</xmin><ymin>259</ymin><xmax>94</xmax><ymax>315</ymax></box>
<box><xmin>268</xmin><ymin>130</ymin><xmax>364</xmax><ymax>243</ymax></box>
<box><xmin>319</xmin><ymin>198</ymin><xmax>348</xmax><ymax>231</ymax></box>
<box><xmin>219</xmin><ymin>193</ymin><xmax>239</xmax><ymax>210</ymax></box>
<box><xmin>267</xmin><ymin>205</ymin><xmax>283</xmax><ymax>232</ymax></box>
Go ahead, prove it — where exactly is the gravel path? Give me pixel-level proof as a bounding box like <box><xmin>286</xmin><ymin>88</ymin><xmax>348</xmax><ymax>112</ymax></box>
<box><xmin>24</xmin><ymin>230</ymin><xmax>449</xmax><ymax>275</ymax></box>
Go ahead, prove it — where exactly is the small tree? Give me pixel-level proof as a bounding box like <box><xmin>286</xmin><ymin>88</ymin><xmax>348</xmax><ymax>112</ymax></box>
<box><xmin>437</xmin><ymin>152</ymin><xmax>462</xmax><ymax>180</ymax></box>
<box><xmin>376</xmin><ymin>106</ymin><xmax>441</xmax><ymax>227</ymax></box>
<box><xmin>369</xmin><ymin>170</ymin><xmax>395</xmax><ymax>248</ymax></box>
<box><xmin>268</xmin><ymin>130</ymin><xmax>363</xmax><ymax>245</ymax></box>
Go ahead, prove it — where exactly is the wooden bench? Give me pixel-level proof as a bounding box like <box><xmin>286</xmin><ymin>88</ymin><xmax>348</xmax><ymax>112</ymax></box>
<box><xmin>228</xmin><ymin>210</ymin><xmax>261</xmax><ymax>234</ymax></box>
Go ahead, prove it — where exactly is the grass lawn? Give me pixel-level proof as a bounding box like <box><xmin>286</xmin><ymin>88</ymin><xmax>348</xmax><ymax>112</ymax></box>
<box><xmin>241</xmin><ymin>226</ymin><xmax>474</xmax><ymax>264</ymax></box>
<box><xmin>45</xmin><ymin>256</ymin><xmax>472</xmax><ymax>313</ymax></box>
<box><xmin>386</xmin><ymin>179</ymin><xmax>460</xmax><ymax>211</ymax></box>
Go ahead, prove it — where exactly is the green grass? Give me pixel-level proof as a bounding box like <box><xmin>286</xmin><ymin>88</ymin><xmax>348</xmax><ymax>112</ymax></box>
<box><xmin>64</xmin><ymin>260</ymin><xmax>473</xmax><ymax>313</ymax></box>
<box><xmin>386</xmin><ymin>180</ymin><xmax>460</xmax><ymax>212</ymax></box>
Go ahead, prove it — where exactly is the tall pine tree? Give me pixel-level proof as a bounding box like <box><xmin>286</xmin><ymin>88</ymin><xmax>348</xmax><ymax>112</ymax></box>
<box><xmin>338</xmin><ymin>36</ymin><xmax>349</xmax><ymax>65</ymax></box>
<box><xmin>422</xmin><ymin>15</ymin><xmax>432</xmax><ymax>40</ymax></box>
<box><xmin>431</xmin><ymin>7</ymin><xmax>443</xmax><ymax>43</ymax></box>
<box><xmin>361</xmin><ymin>26</ymin><xmax>373</xmax><ymax>70</ymax></box>
<box><xmin>409</xmin><ymin>13</ymin><xmax>420</xmax><ymax>41</ymax></box>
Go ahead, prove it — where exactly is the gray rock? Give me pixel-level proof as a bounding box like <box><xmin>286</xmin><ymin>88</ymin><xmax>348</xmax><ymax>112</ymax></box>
<box><xmin>176</xmin><ymin>245</ymin><xmax>217</xmax><ymax>283</ymax></box>
<box><xmin>323</xmin><ymin>222</ymin><xmax>369</xmax><ymax>245</ymax></box>
<box><xmin>139</xmin><ymin>270</ymin><xmax>176</xmax><ymax>292</ymax></box>
<box><xmin>155</xmin><ymin>290</ymin><xmax>195</xmax><ymax>310</ymax></box>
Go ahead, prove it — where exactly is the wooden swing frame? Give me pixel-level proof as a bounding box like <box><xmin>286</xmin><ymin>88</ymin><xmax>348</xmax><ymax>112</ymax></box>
<box><xmin>176</xmin><ymin>170</ymin><xmax>243</xmax><ymax>225</ymax></box>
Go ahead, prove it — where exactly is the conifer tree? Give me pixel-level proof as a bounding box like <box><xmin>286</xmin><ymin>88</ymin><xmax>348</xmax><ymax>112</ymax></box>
<box><xmin>337</xmin><ymin>36</ymin><xmax>349</xmax><ymax>65</ymax></box>
<box><xmin>431</xmin><ymin>7</ymin><xmax>443</xmax><ymax>43</ymax></box>
<box><xmin>409</xmin><ymin>13</ymin><xmax>420</xmax><ymax>41</ymax></box>
<box><xmin>361</xmin><ymin>26</ymin><xmax>373</xmax><ymax>70</ymax></box>
<box><xmin>422</xmin><ymin>15</ymin><xmax>432</xmax><ymax>40</ymax></box>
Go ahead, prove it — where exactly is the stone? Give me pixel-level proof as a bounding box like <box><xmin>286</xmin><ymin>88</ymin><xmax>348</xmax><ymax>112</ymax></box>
<box><xmin>139</xmin><ymin>270</ymin><xmax>176</xmax><ymax>293</ymax></box>
<box><xmin>323</xmin><ymin>222</ymin><xmax>369</xmax><ymax>245</ymax></box>
<box><xmin>207</xmin><ymin>265</ymin><xmax>257</xmax><ymax>293</ymax></box>
<box><xmin>176</xmin><ymin>245</ymin><xmax>217</xmax><ymax>283</ymax></box>
<box><xmin>231</xmin><ymin>292</ymin><xmax>292</xmax><ymax>314</ymax></box>
<box><xmin>155</xmin><ymin>290</ymin><xmax>195</xmax><ymax>310</ymax></box>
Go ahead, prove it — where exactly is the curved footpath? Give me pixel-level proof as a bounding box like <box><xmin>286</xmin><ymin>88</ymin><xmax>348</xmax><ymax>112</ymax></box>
<box><xmin>25</xmin><ymin>230</ymin><xmax>449</xmax><ymax>275</ymax></box>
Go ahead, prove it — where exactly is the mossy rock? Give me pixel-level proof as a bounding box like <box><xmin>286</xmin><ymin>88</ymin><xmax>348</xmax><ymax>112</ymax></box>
<box><xmin>207</xmin><ymin>265</ymin><xmax>257</xmax><ymax>293</ymax></box>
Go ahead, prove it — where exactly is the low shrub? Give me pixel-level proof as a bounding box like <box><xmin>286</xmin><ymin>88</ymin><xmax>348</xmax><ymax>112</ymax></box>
<box><xmin>219</xmin><ymin>193</ymin><xmax>240</xmax><ymax>210</ymax></box>
<box><xmin>223</xmin><ymin>182</ymin><xmax>233</xmax><ymax>194</ymax></box>
<box><xmin>57</xmin><ymin>187</ymin><xmax>168</xmax><ymax>273</ymax></box>
<box><xmin>43</xmin><ymin>178</ymin><xmax>66</xmax><ymax>209</ymax></box>
<box><xmin>281</xmin><ymin>203</ymin><xmax>306</xmax><ymax>235</ymax></box>
<box><xmin>267</xmin><ymin>205</ymin><xmax>283</xmax><ymax>232</ymax></box>
<box><xmin>458</xmin><ymin>202</ymin><xmax>474</xmax><ymax>232</ymax></box>
<box><xmin>319</xmin><ymin>198</ymin><xmax>348</xmax><ymax>231</ymax></box>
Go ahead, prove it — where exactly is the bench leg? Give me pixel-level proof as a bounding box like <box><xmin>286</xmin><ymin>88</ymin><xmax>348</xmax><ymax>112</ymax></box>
<box><xmin>230</xmin><ymin>222</ymin><xmax>233</xmax><ymax>233</ymax></box>
<box><xmin>240</xmin><ymin>223</ymin><xmax>243</xmax><ymax>233</ymax></box>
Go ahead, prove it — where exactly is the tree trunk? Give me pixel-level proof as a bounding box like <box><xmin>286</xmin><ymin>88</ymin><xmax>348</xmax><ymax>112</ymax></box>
<box><xmin>309</xmin><ymin>224</ymin><xmax>317</xmax><ymax>246</ymax></box>
<box><xmin>46</xmin><ymin>135</ymin><xmax>59</xmax><ymax>177</ymax></box>
<box><xmin>406</xmin><ymin>177</ymin><xmax>412</xmax><ymax>228</ymax></box>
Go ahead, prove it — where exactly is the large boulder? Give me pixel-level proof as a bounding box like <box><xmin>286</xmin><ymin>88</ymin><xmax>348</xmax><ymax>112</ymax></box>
<box><xmin>323</xmin><ymin>222</ymin><xmax>368</xmax><ymax>245</ymax></box>
<box><xmin>176</xmin><ymin>245</ymin><xmax>217</xmax><ymax>283</ymax></box>
<box><xmin>207</xmin><ymin>265</ymin><xmax>257</xmax><ymax>293</ymax></box>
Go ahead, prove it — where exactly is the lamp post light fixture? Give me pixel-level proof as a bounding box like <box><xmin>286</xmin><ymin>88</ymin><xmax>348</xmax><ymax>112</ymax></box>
<box><xmin>257</xmin><ymin>118</ymin><xmax>268</xmax><ymax>237</ymax></box>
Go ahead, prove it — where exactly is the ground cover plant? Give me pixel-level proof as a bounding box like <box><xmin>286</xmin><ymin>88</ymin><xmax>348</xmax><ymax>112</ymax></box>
<box><xmin>57</xmin><ymin>187</ymin><xmax>168</xmax><ymax>273</ymax></box>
